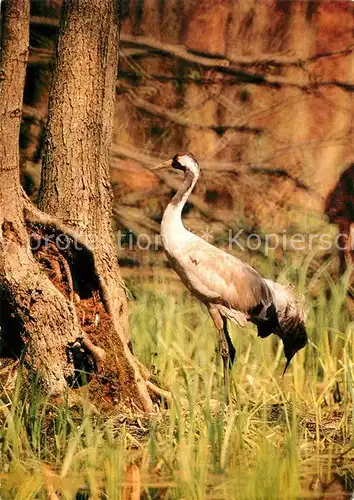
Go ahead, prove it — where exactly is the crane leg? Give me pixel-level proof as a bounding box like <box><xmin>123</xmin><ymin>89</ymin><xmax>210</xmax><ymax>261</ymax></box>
<box><xmin>218</xmin><ymin>326</ymin><xmax>230</xmax><ymax>397</ymax></box>
<box><xmin>223</xmin><ymin>317</ymin><xmax>236</xmax><ymax>366</ymax></box>
<box><xmin>208</xmin><ymin>308</ymin><xmax>234</xmax><ymax>399</ymax></box>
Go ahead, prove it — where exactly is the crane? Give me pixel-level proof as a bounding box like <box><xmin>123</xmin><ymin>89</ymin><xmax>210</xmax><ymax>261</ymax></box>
<box><xmin>153</xmin><ymin>152</ymin><xmax>308</xmax><ymax>391</ymax></box>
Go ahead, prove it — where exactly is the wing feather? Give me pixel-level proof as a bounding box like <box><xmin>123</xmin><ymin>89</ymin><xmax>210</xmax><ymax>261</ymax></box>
<box><xmin>176</xmin><ymin>240</ymin><xmax>272</xmax><ymax>313</ymax></box>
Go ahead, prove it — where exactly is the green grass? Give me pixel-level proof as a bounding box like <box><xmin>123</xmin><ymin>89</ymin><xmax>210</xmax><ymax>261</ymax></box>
<box><xmin>1</xmin><ymin>261</ymin><xmax>354</xmax><ymax>499</ymax></box>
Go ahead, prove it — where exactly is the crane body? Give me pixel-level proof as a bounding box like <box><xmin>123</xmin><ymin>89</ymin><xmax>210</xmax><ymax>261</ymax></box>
<box><xmin>153</xmin><ymin>152</ymin><xmax>307</xmax><ymax>389</ymax></box>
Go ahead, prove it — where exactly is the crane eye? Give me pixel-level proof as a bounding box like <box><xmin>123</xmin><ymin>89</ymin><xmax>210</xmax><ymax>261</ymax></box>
<box><xmin>172</xmin><ymin>157</ymin><xmax>185</xmax><ymax>171</ymax></box>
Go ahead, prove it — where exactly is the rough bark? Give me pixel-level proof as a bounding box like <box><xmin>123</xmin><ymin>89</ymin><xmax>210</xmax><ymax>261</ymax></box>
<box><xmin>1</xmin><ymin>0</ymin><xmax>154</xmax><ymax>411</ymax></box>
<box><xmin>38</xmin><ymin>0</ymin><xmax>129</xmax><ymax>343</ymax></box>
<box><xmin>0</xmin><ymin>0</ymin><xmax>80</xmax><ymax>393</ymax></box>
<box><xmin>37</xmin><ymin>0</ymin><xmax>153</xmax><ymax>411</ymax></box>
<box><xmin>0</xmin><ymin>0</ymin><xmax>29</xmax><ymax>228</ymax></box>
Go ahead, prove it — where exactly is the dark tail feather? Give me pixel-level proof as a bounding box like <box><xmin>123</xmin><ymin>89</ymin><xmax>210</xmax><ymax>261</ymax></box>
<box><xmin>252</xmin><ymin>302</ymin><xmax>281</xmax><ymax>339</ymax></box>
<box><xmin>256</xmin><ymin>323</ymin><xmax>274</xmax><ymax>339</ymax></box>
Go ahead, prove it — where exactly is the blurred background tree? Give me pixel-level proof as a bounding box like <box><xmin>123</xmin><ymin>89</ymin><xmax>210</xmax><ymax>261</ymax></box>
<box><xmin>23</xmin><ymin>0</ymin><xmax>353</xmax><ymax>286</ymax></box>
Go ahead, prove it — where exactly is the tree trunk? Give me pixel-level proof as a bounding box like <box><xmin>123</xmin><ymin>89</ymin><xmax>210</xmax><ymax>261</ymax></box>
<box><xmin>0</xmin><ymin>0</ymin><xmax>29</xmax><ymax>229</ymax></box>
<box><xmin>0</xmin><ymin>0</ymin><xmax>80</xmax><ymax>393</ymax></box>
<box><xmin>0</xmin><ymin>0</ymin><xmax>154</xmax><ymax>412</ymax></box>
<box><xmin>38</xmin><ymin>0</ymin><xmax>129</xmax><ymax>345</ymax></box>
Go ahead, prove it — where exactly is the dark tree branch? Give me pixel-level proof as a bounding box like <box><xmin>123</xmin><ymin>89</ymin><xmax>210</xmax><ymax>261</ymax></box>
<box><xmin>229</xmin><ymin>46</ymin><xmax>354</xmax><ymax>68</ymax></box>
<box><xmin>125</xmin><ymin>90</ymin><xmax>262</xmax><ymax>134</ymax></box>
<box><xmin>27</xmin><ymin>49</ymin><xmax>354</xmax><ymax>93</ymax></box>
<box><xmin>120</xmin><ymin>34</ymin><xmax>354</xmax><ymax>71</ymax></box>
<box><xmin>249</xmin><ymin>166</ymin><xmax>309</xmax><ymax>191</ymax></box>
<box><xmin>29</xmin><ymin>15</ymin><xmax>59</xmax><ymax>28</ymax></box>
<box><xmin>29</xmin><ymin>17</ymin><xmax>354</xmax><ymax>92</ymax></box>
<box><xmin>30</xmin><ymin>15</ymin><xmax>353</xmax><ymax>68</ymax></box>
<box><xmin>110</xmin><ymin>144</ymin><xmax>313</xmax><ymax>193</ymax></box>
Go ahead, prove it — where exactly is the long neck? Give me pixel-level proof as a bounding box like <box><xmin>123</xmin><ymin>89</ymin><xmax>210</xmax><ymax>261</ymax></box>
<box><xmin>171</xmin><ymin>169</ymin><xmax>198</xmax><ymax>214</ymax></box>
<box><xmin>162</xmin><ymin>169</ymin><xmax>198</xmax><ymax>231</ymax></box>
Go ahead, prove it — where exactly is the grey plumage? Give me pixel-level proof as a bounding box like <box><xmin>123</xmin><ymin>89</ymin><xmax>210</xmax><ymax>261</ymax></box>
<box><xmin>153</xmin><ymin>152</ymin><xmax>308</xmax><ymax>388</ymax></box>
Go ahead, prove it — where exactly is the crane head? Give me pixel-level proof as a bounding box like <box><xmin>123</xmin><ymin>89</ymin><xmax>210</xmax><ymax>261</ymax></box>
<box><xmin>282</xmin><ymin>320</ymin><xmax>308</xmax><ymax>375</ymax></box>
<box><xmin>152</xmin><ymin>152</ymin><xmax>200</xmax><ymax>176</ymax></box>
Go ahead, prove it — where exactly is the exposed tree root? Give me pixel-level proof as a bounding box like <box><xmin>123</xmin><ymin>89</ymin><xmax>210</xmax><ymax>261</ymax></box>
<box><xmin>81</xmin><ymin>333</ymin><xmax>106</xmax><ymax>365</ymax></box>
<box><xmin>23</xmin><ymin>193</ymin><xmax>127</xmax><ymax>320</ymax></box>
<box><xmin>19</xmin><ymin>193</ymin><xmax>170</xmax><ymax>411</ymax></box>
<box><xmin>146</xmin><ymin>381</ymin><xmax>171</xmax><ymax>402</ymax></box>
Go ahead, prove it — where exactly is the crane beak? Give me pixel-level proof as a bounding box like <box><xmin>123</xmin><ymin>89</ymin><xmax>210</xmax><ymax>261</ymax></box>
<box><xmin>151</xmin><ymin>159</ymin><xmax>172</xmax><ymax>170</ymax></box>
